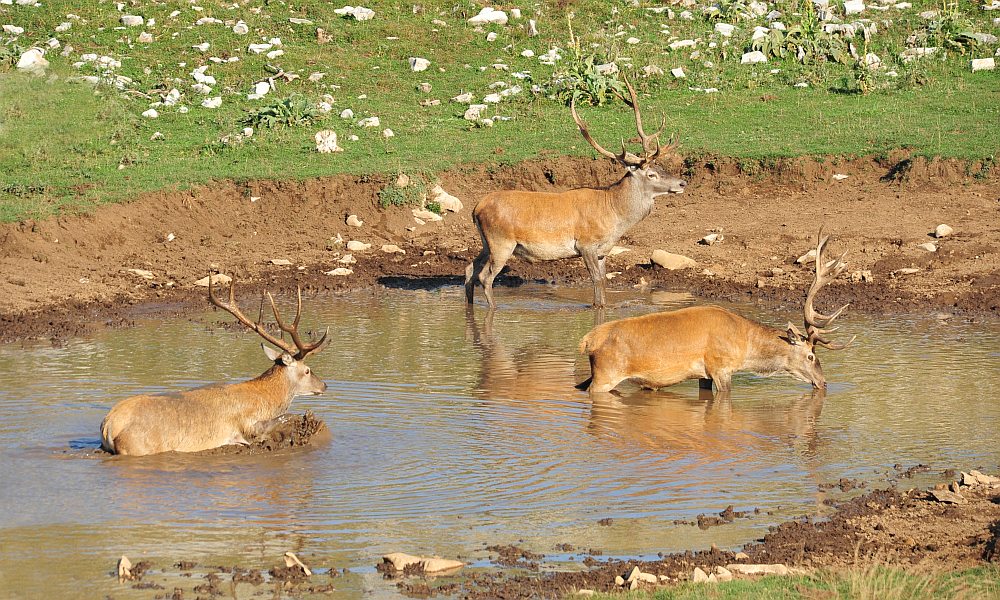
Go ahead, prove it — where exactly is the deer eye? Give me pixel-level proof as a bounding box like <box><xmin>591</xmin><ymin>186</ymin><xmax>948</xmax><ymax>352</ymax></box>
<box><xmin>648</xmin><ymin>172</ymin><xmax>659</xmax><ymax>179</ymax></box>
<box><xmin>807</xmin><ymin>354</ymin><xmax>815</xmax><ymax>362</ymax></box>
<box><xmin>304</xmin><ymin>367</ymin><xmax>310</xmax><ymax>374</ymax></box>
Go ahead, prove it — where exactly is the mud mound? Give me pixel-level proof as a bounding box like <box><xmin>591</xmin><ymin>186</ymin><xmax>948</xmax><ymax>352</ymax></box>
<box><xmin>196</xmin><ymin>412</ymin><xmax>331</xmax><ymax>456</ymax></box>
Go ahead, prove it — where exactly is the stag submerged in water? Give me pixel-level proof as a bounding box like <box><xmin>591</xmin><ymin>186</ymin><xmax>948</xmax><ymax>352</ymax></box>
<box><xmin>100</xmin><ymin>277</ymin><xmax>329</xmax><ymax>456</ymax></box>
<box><xmin>578</xmin><ymin>232</ymin><xmax>855</xmax><ymax>393</ymax></box>
<box><xmin>466</xmin><ymin>76</ymin><xmax>687</xmax><ymax>309</ymax></box>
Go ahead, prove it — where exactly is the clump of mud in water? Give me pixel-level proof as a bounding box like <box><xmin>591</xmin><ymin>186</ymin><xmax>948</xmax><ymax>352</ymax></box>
<box><xmin>197</xmin><ymin>411</ymin><xmax>331</xmax><ymax>456</ymax></box>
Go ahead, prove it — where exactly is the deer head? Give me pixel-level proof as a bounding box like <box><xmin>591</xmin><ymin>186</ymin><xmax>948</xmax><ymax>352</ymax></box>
<box><xmin>784</xmin><ymin>232</ymin><xmax>854</xmax><ymax>388</ymax></box>
<box><xmin>208</xmin><ymin>276</ymin><xmax>329</xmax><ymax>396</ymax></box>
<box><xmin>570</xmin><ymin>74</ymin><xmax>686</xmax><ymax>196</ymax></box>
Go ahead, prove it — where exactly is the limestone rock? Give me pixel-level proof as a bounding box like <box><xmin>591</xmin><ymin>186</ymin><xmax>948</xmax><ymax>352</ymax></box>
<box><xmin>325</xmin><ymin>267</ymin><xmax>353</xmax><ymax>276</ymax></box>
<box><xmin>715</xmin><ymin>23</ymin><xmax>736</xmax><ymax>36</ymax></box>
<box><xmin>468</xmin><ymin>7</ymin><xmax>508</xmax><ymax>25</ymax></box>
<box><xmin>334</xmin><ymin>5</ymin><xmax>375</xmax><ymax>20</ymax></box>
<box><xmin>409</xmin><ymin>56</ymin><xmax>431</xmax><ymax>72</ymax></box>
<box><xmin>741</xmin><ymin>50</ymin><xmax>768</xmax><ymax>64</ymax></box>
<box><xmin>412</xmin><ymin>208</ymin><xmax>443</xmax><ymax>222</ymax></box>
<box><xmin>700</xmin><ymin>233</ymin><xmax>724</xmax><ymax>245</ymax></box>
<box><xmin>715</xmin><ymin>566</ymin><xmax>733</xmax><ymax>582</ymax></box>
<box><xmin>726</xmin><ymin>563</ymin><xmax>792</xmax><ymax>576</ymax></box>
<box><xmin>283</xmin><ymin>552</ymin><xmax>312</xmax><ymax>576</ymax></box>
<box><xmin>382</xmin><ymin>552</ymin><xmax>464</xmax><ymax>573</ymax></box>
<box><xmin>971</xmin><ymin>57</ymin><xmax>995</xmax><ymax>72</ymax></box>
<box><xmin>844</xmin><ymin>0</ymin><xmax>865</xmax><ymax>14</ymax></box>
<box><xmin>929</xmin><ymin>489</ymin><xmax>966</xmax><ymax>504</ymax></box>
<box><xmin>934</xmin><ymin>224</ymin><xmax>954</xmax><ymax>238</ymax></box>
<box><xmin>651</xmin><ymin>250</ymin><xmax>697</xmax><ymax>270</ymax></box>
<box><xmin>893</xmin><ymin>267</ymin><xmax>920</xmax><ymax>276</ymax></box>
<box><xmin>269</xmin><ymin>258</ymin><xmax>292</xmax><ymax>266</ymax></box>
<box><xmin>671</xmin><ymin>67</ymin><xmax>686</xmax><ymax>78</ymax></box>
<box><xmin>315</xmin><ymin>130</ymin><xmax>343</xmax><ymax>153</ymax></box>
<box><xmin>339</xmin><ymin>254</ymin><xmax>356</xmax><ymax>264</ymax></box>
<box><xmin>429</xmin><ymin>185</ymin><xmax>463</xmax><ymax>212</ymax></box>
<box><xmin>692</xmin><ymin>567</ymin><xmax>709</xmax><ymax>582</ymax></box>
<box><xmin>464</xmin><ymin>104</ymin><xmax>488</xmax><ymax>120</ymax></box>
<box><xmin>795</xmin><ymin>248</ymin><xmax>817</xmax><ymax>264</ymax></box>
<box><xmin>346</xmin><ymin>214</ymin><xmax>363</xmax><ymax>227</ymax></box>
<box><xmin>118</xmin><ymin>556</ymin><xmax>133</xmax><ymax>583</ymax></box>
<box><xmin>347</xmin><ymin>240</ymin><xmax>371</xmax><ymax>252</ymax></box>
<box><xmin>734</xmin><ymin>551</ymin><xmax>750</xmax><ymax>561</ymax></box>
<box><xmin>381</xmin><ymin>244</ymin><xmax>405</xmax><ymax>254</ymax></box>
<box><xmin>194</xmin><ymin>273</ymin><xmax>232</xmax><ymax>287</ymax></box>
<box><xmin>121</xmin><ymin>15</ymin><xmax>144</xmax><ymax>27</ymax></box>
<box><xmin>16</xmin><ymin>48</ymin><xmax>48</xmax><ymax>75</ymax></box>
<box><xmin>127</xmin><ymin>269</ymin><xmax>154</xmax><ymax>280</ymax></box>
<box><xmin>917</xmin><ymin>242</ymin><xmax>937</xmax><ymax>252</ymax></box>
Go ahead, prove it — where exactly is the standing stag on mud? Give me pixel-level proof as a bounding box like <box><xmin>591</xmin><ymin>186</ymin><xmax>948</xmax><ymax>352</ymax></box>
<box><xmin>466</xmin><ymin>77</ymin><xmax>687</xmax><ymax>309</ymax></box>
<box><xmin>100</xmin><ymin>278</ymin><xmax>329</xmax><ymax>456</ymax></box>
<box><xmin>578</xmin><ymin>232</ymin><xmax>854</xmax><ymax>393</ymax></box>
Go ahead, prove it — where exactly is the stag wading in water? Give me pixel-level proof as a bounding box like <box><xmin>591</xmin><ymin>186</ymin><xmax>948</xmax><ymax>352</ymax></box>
<box><xmin>578</xmin><ymin>232</ymin><xmax>854</xmax><ymax>393</ymax></box>
<box><xmin>101</xmin><ymin>278</ymin><xmax>329</xmax><ymax>456</ymax></box>
<box><xmin>465</xmin><ymin>77</ymin><xmax>687</xmax><ymax>309</ymax></box>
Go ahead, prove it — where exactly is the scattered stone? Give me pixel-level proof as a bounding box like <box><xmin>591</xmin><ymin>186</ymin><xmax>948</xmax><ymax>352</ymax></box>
<box><xmin>795</xmin><ymin>249</ymin><xmax>817</xmax><ymax>264</ymax></box>
<box><xmin>429</xmin><ymin>185</ymin><xmax>463</xmax><ymax>212</ymax></box>
<box><xmin>741</xmin><ymin>50</ymin><xmax>767</xmax><ymax>64</ymax></box>
<box><xmin>971</xmin><ymin>57</ymin><xmax>996</xmax><ymax>72</ymax></box>
<box><xmin>832</xmin><ymin>173</ymin><xmax>849</xmax><ymax>181</ymax></box>
<box><xmin>934</xmin><ymin>224</ymin><xmax>954</xmax><ymax>238</ymax></box>
<box><xmin>340</xmin><ymin>108</ymin><xmax>354</xmax><ymax>119</ymax></box>
<box><xmin>269</xmin><ymin>258</ymin><xmax>292</xmax><ymax>266</ymax></box>
<box><xmin>733</xmin><ymin>552</ymin><xmax>750</xmax><ymax>561</ymax></box>
<box><xmin>844</xmin><ymin>0</ymin><xmax>865</xmax><ymax>14</ymax></box>
<box><xmin>642</xmin><ymin>65</ymin><xmax>664</xmax><ymax>77</ymax></box>
<box><xmin>651</xmin><ymin>250</ymin><xmax>697</xmax><ymax>270</ymax></box>
<box><xmin>849</xmin><ymin>270</ymin><xmax>873</xmax><ymax>283</ymax></box>
<box><xmin>283</xmin><ymin>552</ymin><xmax>312</xmax><ymax>577</ymax></box>
<box><xmin>963</xmin><ymin>470</ymin><xmax>1000</xmax><ymax>486</ymax></box>
<box><xmin>339</xmin><ymin>254</ymin><xmax>356</xmax><ymax>264</ymax></box>
<box><xmin>726</xmin><ymin>563</ymin><xmax>794</xmax><ymax>576</ymax></box>
<box><xmin>715</xmin><ymin>23</ymin><xmax>736</xmax><ymax>36</ymax></box>
<box><xmin>692</xmin><ymin>567</ymin><xmax>709</xmax><ymax>583</ymax></box>
<box><xmin>141</xmin><ymin>108</ymin><xmax>159</xmax><ymax>119</ymax></box>
<box><xmin>334</xmin><ymin>5</ymin><xmax>375</xmax><ymax>20</ymax></box>
<box><xmin>464</xmin><ymin>104</ymin><xmax>488</xmax><ymax>120</ymax></box>
<box><xmin>700</xmin><ymin>233</ymin><xmax>724</xmax><ymax>245</ymax></box>
<box><xmin>917</xmin><ymin>242</ymin><xmax>937</xmax><ymax>252</ymax></box>
<box><xmin>452</xmin><ymin>92</ymin><xmax>475</xmax><ymax>103</ymax></box>
<box><xmin>468</xmin><ymin>7</ymin><xmax>508</xmax><ymax>25</ymax></box>
<box><xmin>325</xmin><ymin>267</ymin><xmax>353</xmax><ymax>276</ymax></box>
<box><xmin>121</xmin><ymin>15</ymin><xmax>144</xmax><ymax>27</ymax></box>
<box><xmin>382</xmin><ymin>128</ymin><xmax>395</xmax><ymax>138</ymax></box>
<box><xmin>412</xmin><ymin>208</ymin><xmax>443</xmax><ymax>222</ymax></box>
<box><xmin>346</xmin><ymin>214</ymin><xmax>363</xmax><ymax>227</ymax></box>
<box><xmin>671</xmin><ymin>67</ymin><xmax>686</xmax><ymax>78</ymax></box>
<box><xmin>194</xmin><ymin>273</ymin><xmax>232</xmax><ymax>287</ymax></box>
<box><xmin>347</xmin><ymin>240</ymin><xmax>371</xmax><ymax>252</ymax></box>
<box><xmin>3</xmin><ymin>25</ymin><xmax>24</xmax><ymax>35</ymax></box>
<box><xmin>118</xmin><ymin>556</ymin><xmax>133</xmax><ymax>583</ymax></box>
<box><xmin>409</xmin><ymin>56</ymin><xmax>430</xmax><ymax>72</ymax></box>
<box><xmin>669</xmin><ymin>39</ymin><xmax>697</xmax><ymax>50</ymax></box>
<box><xmin>201</xmin><ymin>97</ymin><xmax>222</xmax><ymax>109</ymax></box>
<box><xmin>715</xmin><ymin>566</ymin><xmax>733</xmax><ymax>582</ymax></box>
<box><xmin>929</xmin><ymin>489</ymin><xmax>966</xmax><ymax>504</ymax></box>
<box><xmin>381</xmin><ymin>553</ymin><xmax>464</xmax><ymax>574</ymax></box>
<box><xmin>381</xmin><ymin>244</ymin><xmax>405</xmax><ymax>254</ymax></box>
<box><xmin>893</xmin><ymin>267</ymin><xmax>921</xmax><ymax>276</ymax></box>
<box><xmin>233</xmin><ymin>21</ymin><xmax>249</xmax><ymax>35</ymax></box>
<box><xmin>315</xmin><ymin>130</ymin><xmax>343</xmax><ymax>153</ymax></box>
<box><xmin>16</xmin><ymin>48</ymin><xmax>48</xmax><ymax>75</ymax></box>
<box><xmin>358</xmin><ymin>116</ymin><xmax>380</xmax><ymax>127</ymax></box>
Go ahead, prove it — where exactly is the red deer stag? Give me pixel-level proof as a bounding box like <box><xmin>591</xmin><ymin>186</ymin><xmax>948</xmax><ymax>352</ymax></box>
<box><xmin>465</xmin><ymin>77</ymin><xmax>687</xmax><ymax>309</ymax></box>
<box><xmin>578</xmin><ymin>232</ymin><xmax>854</xmax><ymax>393</ymax></box>
<box><xmin>100</xmin><ymin>278</ymin><xmax>329</xmax><ymax>456</ymax></box>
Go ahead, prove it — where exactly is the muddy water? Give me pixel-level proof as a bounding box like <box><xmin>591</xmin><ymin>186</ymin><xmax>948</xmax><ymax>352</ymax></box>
<box><xmin>1</xmin><ymin>286</ymin><xmax>998</xmax><ymax>598</ymax></box>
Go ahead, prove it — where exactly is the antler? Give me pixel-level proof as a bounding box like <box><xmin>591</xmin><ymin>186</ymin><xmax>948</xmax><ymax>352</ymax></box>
<box><xmin>208</xmin><ymin>276</ymin><xmax>329</xmax><ymax>360</ymax></box>
<box><xmin>802</xmin><ymin>233</ymin><xmax>854</xmax><ymax>350</ymax></box>
<box><xmin>570</xmin><ymin>73</ymin><xmax>678</xmax><ymax>169</ymax></box>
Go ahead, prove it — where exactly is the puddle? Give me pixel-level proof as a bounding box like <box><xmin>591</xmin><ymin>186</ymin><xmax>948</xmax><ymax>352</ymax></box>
<box><xmin>1</xmin><ymin>286</ymin><xmax>998</xmax><ymax>598</ymax></box>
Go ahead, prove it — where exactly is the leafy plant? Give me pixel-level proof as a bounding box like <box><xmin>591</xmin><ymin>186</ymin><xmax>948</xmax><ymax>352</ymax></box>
<box><xmin>544</xmin><ymin>13</ymin><xmax>625</xmax><ymax>106</ymax></box>
<box><xmin>922</xmin><ymin>2</ymin><xmax>979</xmax><ymax>54</ymax></box>
<box><xmin>242</xmin><ymin>94</ymin><xmax>318</xmax><ymax>128</ymax></box>
<box><xmin>703</xmin><ymin>0</ymin><xmax>754</xmax><ymax>22</ymax></box>
<box><xmin>378</xmin><ymin>173</ymin><xmax>428</xmax><ymax>209</ymax></box>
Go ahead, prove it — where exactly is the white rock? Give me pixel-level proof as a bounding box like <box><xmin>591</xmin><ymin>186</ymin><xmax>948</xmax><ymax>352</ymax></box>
<box><xmin>412</xmin><ymin>208</ymin><xmax>443</xmax><ymax>222</ymax></box>
<box><xmin>248</xmin><ymin>43</ymin><xmax>272</xmax><ymax>54</ymax></box>
<box><xmin>340</xmin><ymin>108</ymin><xmax>354</xmax><ymax>119</ymax></box>
<box><xmin>510</xmin><ymin>8</ymin><xmax>522</xmax><ymax>18</ymax></box>
<box><xmin>934</xmin><ymin>224</ymin><xmax>954</xmax><ymax>238</ymax></box>
<box><xmin>844</xmin><ymin>0</ymin><xmax>865</xmax><ymax>14</ymax></box>
<box><xmin>142</xmin><ymin>108</ymin><xmax>159</xmax><ymax>118</ymax></box>
<box><xmin>527</xmin><ymin>19</ymin><xmax>538</xmax><ymax>36</ymax></box>
<box><xmin>671</xmin><ymin>67</ymin><xmax>686</xmax><ymax>78</ymax></box>
<box><xmin>382</xmin><ymin>553</ymin><xmax>464</xmax><ymax>574</ymax></box>
<box><xmin>429</xmin><ymin>185</ymin><xmax>464</xmax><ymax>212</ymax></box>
<box><xmin>669</xmin><ymin>39</ymin><xmax>697</xmax><ymax>50</ymax></box>
<box><xmin>595</xmin><ymin>62</ymin><xmax>618</xmax><ymax>75</ymax></box>
<box><xmin>452</xmin><ymin>92</ymin><xmax>474</xmax><ymax>103</ymax></box>
<box><xmin>726</xmin><ymin>564</ymin><xmax>795</xmax><ymax>576</ymax></box>
<box><xmin>248</xmin><ymin>81</ymin><xmax>271</xmax><ymax>100</ymax></box>
<box><xmin>520</xmin><ymin>49</ymin><xmax>534</xmax><ymax>58</ymax></box>
<box><xmin>715</xmin><ymin>23</ymin><xmax>736</xmax><ymax>36</ymax></box>
<box><xmin>270</xmin><ymin>258</ymin><xmax>293</xmax><ymax>266</ymax></box>
<box><xmin>893</xmin><ymin>267</ymin><xmax>920</xmax><ymax>276</ymax></box>
<box><xmin>334</xmin><ymin>5</ymin><xmax>375</xmax><ymax>20</ymax></box>
<box><xmin>381</xmin><ymin>244</ymin><xmax>405</xmax><ymax>254</ymax></box>
<box><xmin>233</xmin><ymin>21</ymin><xmax>249</xmax><ymax>35</ymax></box>
<box><xmin>347</xmin><ymin>240</ymin><xmax>371</xmax><ymax>252</ymax></box>
<box><xmin>468</xmin><ymin>7</ymin><xmax>508</xmax><ymax>25</ymax></box>
<box><xmin>626</xmin><ymin>36</ymin><xmax>640</xmax><ymax>44</ymax></box>
<box><xmin>651</xmin><ymin>250</ymin><xmax>697</xmax><ymax>270</ymax></box>
<box><xmin>741</xmin><ymin>50</ymin><xmax>768</xmax><ymax>64</ymax></box>
<box><xmin>642</xmin><ymin>65</ymin><xmax>665</xmax><ymax>77</ymax></box>
<box><xmin>315</xmin><ymin>130</ymin><xmax>343</xmax><ymax>153</ymax></box>
<box><xmin>796</xmin><ymin>248</ymin><xmax>817</xmax><ymax>264</ymax></box>
<box><xmin>121</xmin><ymin>15</ymin><xmax>144</xmax><ymax>27</ymax></box>
<box><xmin>136</xmin><ymin>32</ymin><xmax>153</xmax><ymax>43</ymax></box>
<box><xmin>3</xmin><ymin>25</ymin><xmax>24</xmax><ymax>35</ymax></box>
<box><xmin>194</xmin><ymin>273</ymin><xmax>232</xmax><ymax>287</ymax></box>
<box><xmin>692</xmin><ymin>567</ymin><xmax>709</xmax><ymax>583</ymax></box>
<box><xmin>409</xmin><ymin>56</ymin><xmax>431</xmax><ymax>71</ymax></box>
<box><xmin>917</xmin><ymin>242</ymin><xmax>937</xmax><ymax>252</ymax></box>
<box><xmin>201</xmin><ymin>96</ymin><xmax>222</xmax><ymax>108</ymax></box>
<box><xmin>700</xmin><ymin>233</ymin><xmax>724</xmax><ymax>245</ymax></box>
<box><xmin>752</xmin><ymin>26</ymin><xmax>770</xmax><ymax>40</ymax></box>
<box><xmin>127</xmin><ymin>269</ymin><xmax>155</xmax><ymax>280</ymax></box>
<box><xmin>16</xmin><ymin>48</ymin><xmax>48</xmax><ymax>75</ymax></box>
<box><xmin>339</xmin><ymin>254</ymin><xmax>356</xmax><ymax>264</ymax></box>
<box><xmin>289</xmin><ymin>17</ymin><xmax>313</xmax><ymax>25</ymax></box>
<box><xmin>483</xmin><ymin>93</ymin><xmax>502</xmax><ymax>103</ymax></box>
<box><xmin>863</xmin><ymin>52</ymin><xmax>881</xmax><ymax>69</ymax></box>
<box><xmin>266</xmin><ymin>49</ymin><xmax>284</xmax><ymax>59</ymax></box>
<box><xmin>486</xmin><ymin>32</ymin><xmax>498</xmax><ymax>41</ymax></box>
<box><xmin>192</xmin><ymin>42</ymin><xmax>210</xmax><ymax>52</ymax></box>
<box><xmin>464</xmin><ymin>104</ymin><xmax>488</xmax><ymax>120</ymax></box>
<box><xmin>382</xmin><ymin>128</ymin><xmax>395</xmax><ymax>138</ymax></box>
<box><xmin>901</xmin><ymin>47</ymin><xmax>938</xmax><ymax>62</ymax></box>
<box><xmin>55</xmin><ymin>22</ymin><xmax>72</xmax><ymax>32</ymax></box>
<box><xmin>358</xmin><ymin>116</ymin><xmax>380</xmax><ymax>127</ymax></box>
<box><xmin>346</xmin><ymin>214</ymin><xmax>363</xmax><ymax>227</ymax></box>
<box><xmin>325</xmin><ymin>267</ymin><xmax>354</xmax><ymax>276</ymax></box>
<box><xmin>971</xmin><ymin>57</ymin><xmax>995</xmax><ymax>72</ymax></box>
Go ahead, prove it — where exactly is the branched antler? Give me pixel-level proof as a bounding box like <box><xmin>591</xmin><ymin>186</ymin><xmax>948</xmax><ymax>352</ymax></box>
<box><xmin>803</xmin><ymin>233</ymin><xmax>854</xmax><ymax>350</ymax></box>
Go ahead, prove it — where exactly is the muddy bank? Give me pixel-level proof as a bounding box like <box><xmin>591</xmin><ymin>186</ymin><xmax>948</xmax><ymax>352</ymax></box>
<box><xmin>2</xmin><ymin>154</ymin><xmax>999</xmax><ymax>342</ymax></box>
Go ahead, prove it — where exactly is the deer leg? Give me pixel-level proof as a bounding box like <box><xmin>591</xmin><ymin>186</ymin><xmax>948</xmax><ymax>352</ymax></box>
<box><xmin>580</xmin><ymin>249</ymin><xmax>606</xmax><ymax>308</ymax></box>
<box><xmin>480</xmin><ymin>243</ymin><xmax>515</xmax><ymax>310</ymax></box>
<box><xmin>698</xmin><ymin>378</ymin><xmax>714</xmax><ymax>390</ymax></box>
<box><xmin>465</xmin><ymin>249</ymin><xmax>489</xmax><ymax>304</ymax></box>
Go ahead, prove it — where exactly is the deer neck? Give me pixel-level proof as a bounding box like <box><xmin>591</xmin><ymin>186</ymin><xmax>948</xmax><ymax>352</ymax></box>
<box><xmin>740</xmin><ymin>324</ymin><xmax>792</xmax><ymax>376</ymax></box>
<box><xmin>238</xmin><ymin>364</ymin><xmax>296</xmax><ymax>421</ymax></box>
<box><xmin>608</xmin><ymin>171</ymin><xmax>654</xmax><ymax>226</ymax></box>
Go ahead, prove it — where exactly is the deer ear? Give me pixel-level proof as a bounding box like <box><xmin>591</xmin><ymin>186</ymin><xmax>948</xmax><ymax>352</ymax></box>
<box><xmin>786</xmin><ymin>323</ymin><xmax>805</xmax><ymax>345</ymax></box>
<box><xmin>261</xmin><ymin>343</ymin><xmax>283</xmax><ymax>362</ymax></box>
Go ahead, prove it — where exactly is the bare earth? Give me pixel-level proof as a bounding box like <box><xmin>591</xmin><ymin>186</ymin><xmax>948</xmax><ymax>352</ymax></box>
<box><xmin>1</xmin><ymin>154</ymin><xmax>998</xmax><ymax>342</ymax></box>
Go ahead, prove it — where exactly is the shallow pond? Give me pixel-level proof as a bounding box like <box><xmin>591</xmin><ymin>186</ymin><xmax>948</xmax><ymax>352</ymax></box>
<box><xmin>1</xmin><ymin>286</ymin><xmax>998</xmax><ymax>598</ymax></box>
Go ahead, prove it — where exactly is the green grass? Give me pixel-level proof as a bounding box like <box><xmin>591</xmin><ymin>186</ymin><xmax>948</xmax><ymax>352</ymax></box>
<box><xmin>1</xmin><ymin>0</ymin><xmax>998</xmax><ymax>221</ymax></box>
<box><xmin>580</xmin><ymin>566</ymin><xmax>1000</xmax><ymax>599</ymax></box>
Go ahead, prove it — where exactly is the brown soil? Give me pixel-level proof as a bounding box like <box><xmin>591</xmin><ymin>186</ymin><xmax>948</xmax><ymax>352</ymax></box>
<box><xmin>195</xmin><ymin>412</ymin><xmax>330</xmax><ymax>456</ymax></box>
<box><xmin>2</xmin><ymin>154</ymin><xmax>998</xmax><ymax>343</ymax></box>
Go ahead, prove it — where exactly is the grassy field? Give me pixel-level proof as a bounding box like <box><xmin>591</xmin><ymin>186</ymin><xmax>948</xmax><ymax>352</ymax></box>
<box><xmin>583</xmin><ymin>566</ymin><xmax>1000</xmax><ymax>599</ymax></box>
<box><xmin>1</xmin><ymin>0</ymin><xmax>998</xmax><ymax>221</ymax></box>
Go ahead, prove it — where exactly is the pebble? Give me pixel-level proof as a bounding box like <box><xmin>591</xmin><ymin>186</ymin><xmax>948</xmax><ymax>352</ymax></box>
<box><xmin>381</xmin><ymin>244</ymin><xmax>405</xmax><ymax>254</ymax></box>
<box><xmin>347</xmin><ymin>240</ymin><xmax>371</xmax><ymax>252</ymax></box>
<box><xmin>917</xmin><ymin>242</ymin><xmax>937</xmax><ymax>252</ymax></box>
<box><xmin>795</xmin><ymin>249</ymin><xmax>816</xmax><ymax>264</ymax></box>
<box><xmin>409</xmin><ymin>56</ymin><xmax>430</xmax><ymax>71</ymax></box>
<box><xmin>429</xmin><ymin>185</ymin><xmax>463</xmax><ymax>212</ymax></box>
<box><xmin>339</xmin><ymin>254</ymin><xmax>356</xmax><ymax>264</ymax></box>
<box><xmin>699</xmin><ymin>233</ymin><xmax>723</xmax><ymax>245</ymax></box>
<box><xmin>741</xmin><ymin>50</ymin><xmax>767</xmax><ymax>64</ymax></box>
<box><xmin>652</xmin><ymin>250</ymin><xmax>697</xmax><ymax>270</ymax></box>
<box><xmin>971</xmin><ymin>57</ymin><xmax>995</xmax><ymax>72</ymax></box>
<box><xmin>121</xmin><ymin>15</ymin><xmax>144</xmax><ymax>27</ymax></box>
<box><xmin>325</xmin><ymin>267</ymin><xmax>353</xmax><ymax>276</ymax></box>
<box><xmin>127</xmin><ymin>269</ymin><xmax>154</xmax><ymax>280</ymax></box>
<box><xmin>346</xmin><ymin>214</ymin><xmax>363</xmax><ymax>227</ymax></box>
<box><xmin>315</xmin><ymin>130</ymin><xmax>343</xmax><ymax>153</ymax></box>
<box><xmin>934</xmin><ymin>224</ymin><xmax>954</xmax><ymax>238</ymax></box>
<box><xmin>381</xmin><ymin>553</ymin><xmax>464</xmax><ymax>573</ymax></box>
<box><xmin>692</xmin><ymin>567</ymin><xmax>709</xmax><ymax>583</ymax></box>
<box><xmin>194</xmin><ymin>274</ymin><xmax>232</xmax><ymax>287</ymax></box>
<box><xmin>269</xmin><ymin>258</ymin><xmax>292</xmax><ymax>266</ymax></box>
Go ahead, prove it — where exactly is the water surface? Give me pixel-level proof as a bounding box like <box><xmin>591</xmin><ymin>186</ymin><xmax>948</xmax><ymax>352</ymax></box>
<box><xmin>1</xmin><ymin>286</ymin><xmax>998</xmax><ymax>598</ymax></box>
